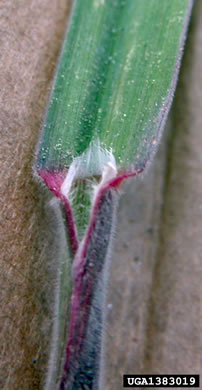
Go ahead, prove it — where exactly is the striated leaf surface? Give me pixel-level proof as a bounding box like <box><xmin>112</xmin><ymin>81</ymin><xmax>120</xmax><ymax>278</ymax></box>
<box><xmin>37</xmin><ymin>0</ymin><xmax>193</xmax><ymax>175</ymax></box>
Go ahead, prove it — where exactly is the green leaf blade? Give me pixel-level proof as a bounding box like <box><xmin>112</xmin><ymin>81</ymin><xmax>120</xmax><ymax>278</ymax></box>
<box><xmin>37</xmin><ymin>0</ymin><xmax>193</xmax><ymax>175</ymax></box>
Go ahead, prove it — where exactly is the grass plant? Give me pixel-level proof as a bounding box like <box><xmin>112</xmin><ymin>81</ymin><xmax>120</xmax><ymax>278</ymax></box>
<box><xmin>35</xmin><ymin>1</ymin><xmax>193</xmax><ymax>388</ymax></box>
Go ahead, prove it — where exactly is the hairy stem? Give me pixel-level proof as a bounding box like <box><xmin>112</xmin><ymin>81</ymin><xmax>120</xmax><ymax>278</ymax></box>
<box><xmin>59</xmin><ymin>189</ymin><xmax>117</xmax><ymax>389</ymax></box>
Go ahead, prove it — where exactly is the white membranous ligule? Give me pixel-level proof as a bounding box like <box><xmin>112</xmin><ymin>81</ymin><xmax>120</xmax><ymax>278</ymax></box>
<box><xmin>61</xmin><ymin>138</ymin><xmax>117</xmax><ymax>200</ymax></box>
